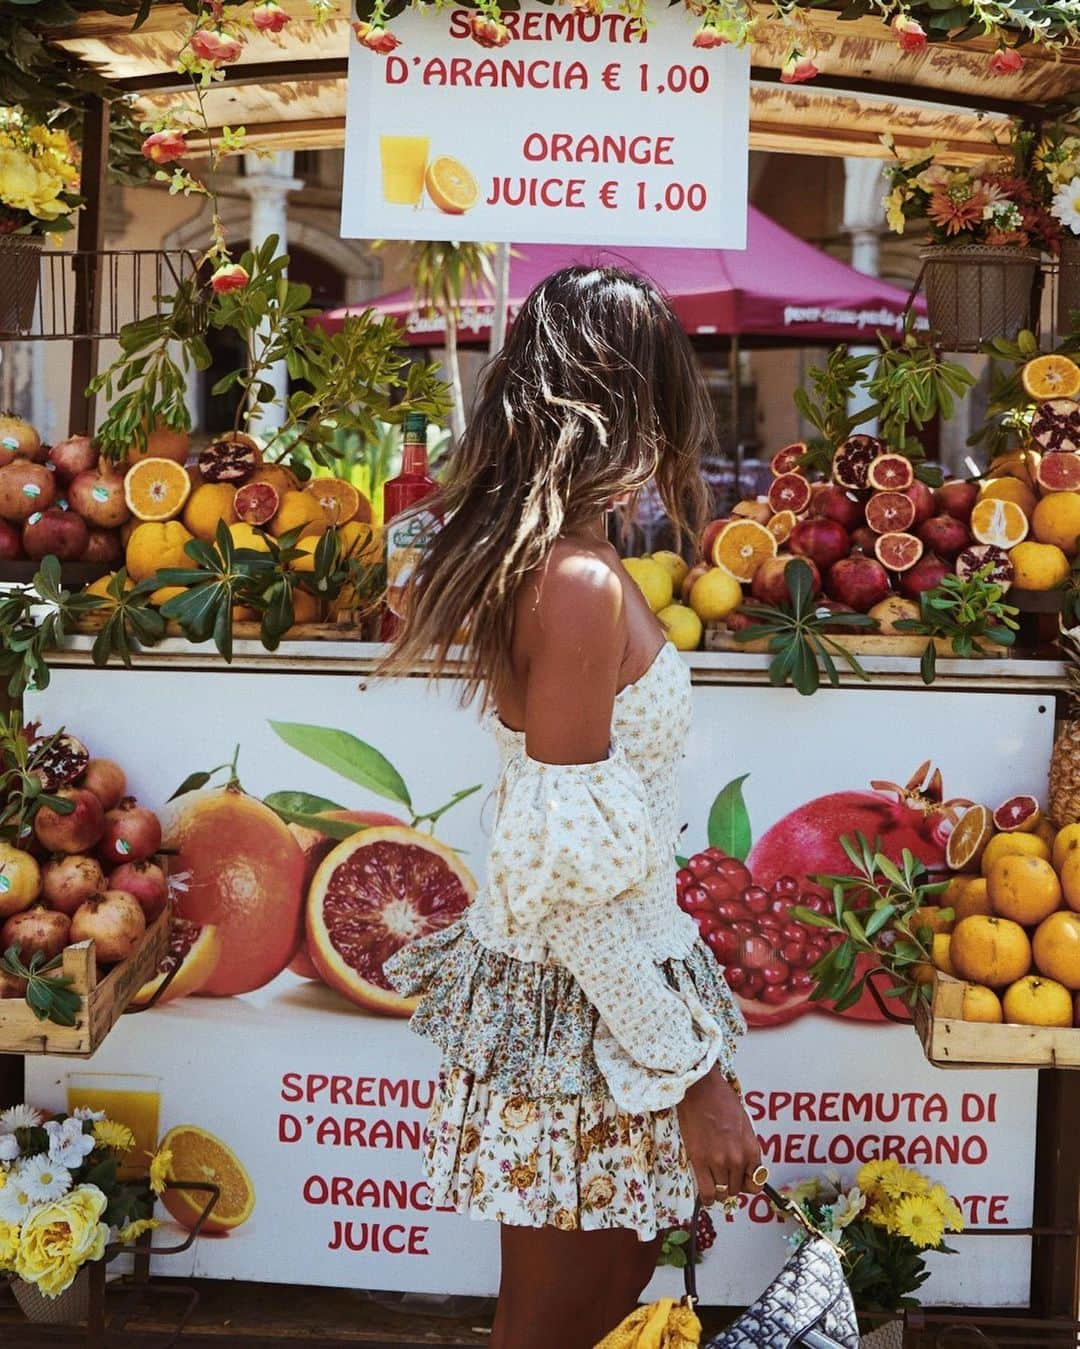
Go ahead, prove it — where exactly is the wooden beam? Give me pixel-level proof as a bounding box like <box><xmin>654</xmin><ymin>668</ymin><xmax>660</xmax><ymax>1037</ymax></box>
<box><xmin>69</xmin><ymin>96</ymin><xmax>109</xmax><ymax>436</ymax></box>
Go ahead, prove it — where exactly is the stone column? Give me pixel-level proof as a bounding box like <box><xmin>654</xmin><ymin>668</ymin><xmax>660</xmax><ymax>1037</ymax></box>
<box><xmin>842</xmin><ymin>157</ymin><xmax>887</xmax><ymax>437</ymax></box>
<box><xmin>234</xmin><ymin>152</ymin><xmax>303</xmax><ymax>433</ymax></box>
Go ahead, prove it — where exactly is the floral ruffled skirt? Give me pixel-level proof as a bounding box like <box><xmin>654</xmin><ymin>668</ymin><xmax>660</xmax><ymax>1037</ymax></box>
<box><xmin>385</xmin><ymin>920</ymin><xmax>741</xmax><ymax>1240</ymax></box>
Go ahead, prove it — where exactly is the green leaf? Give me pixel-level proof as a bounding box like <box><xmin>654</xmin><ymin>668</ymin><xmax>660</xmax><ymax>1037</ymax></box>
<box><xmin>263</xmin><ymin>790</ymin><xmax>345</xmax><ymax>817</ymax></box>
<box><xmin>168</xmin><ymin>770</ymin><xmax>212</xmax><ymax>801</ymax></box>
<box><xmin>706</xmin><ymin>775</ymin><xmax>752</xmax><ymax>861</ymax></box>
<box><xmin>791</xmin><ymin>906</ymin><xmax>836</xmax><ymax>930</ymax></box>
<box><xmin>268</xmin><ymin>808</ymin><xmax>369</xmax><ymax>840</ymax></box>
<box><xmin>920</xmin><ymin>640</ymin><xmax>937</xmax><ymax>686</ymax></box>
<box><xmin>268</xmin><ymin>722</ymin><xmax>412</xmax><ymax>808</ymax></box>
<box><xmin>865</xmin><ymin>904</ymin><xmax>898</xmax><ymax>938</ymax></box>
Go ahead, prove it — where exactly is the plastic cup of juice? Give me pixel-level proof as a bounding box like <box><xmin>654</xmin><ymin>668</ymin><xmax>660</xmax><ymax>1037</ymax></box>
<box><xmin>380</xmin><ymin>135</ymin><xmax>430</xmax><ymax>206</ymax></box>
<box><xmin>66</xmin><ymin>1073</ymin><xmax>162</xmax><ymax>1180</ymax></box>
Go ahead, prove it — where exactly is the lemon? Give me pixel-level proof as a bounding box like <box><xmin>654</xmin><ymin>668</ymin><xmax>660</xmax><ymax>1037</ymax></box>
<box><xmin>688</xmin><ymin>567</ymin><xmax>743</xmax><ymax>621</ymax></box>
<box><xmin>182</xmin><ymin>482</ymin><xmax>237</xmax><ymax>542</ymax></box>
<box><xmin>1009</xmin><ymin>540</ymin><xmax>1070</xmax><ymax>591</ymax></box>
<box><xmin>149</xmin><ymin>585</ymin><xmax>187</xmax><ymax>606</ymax></box>
<box><xmin>228</xmin><ymin>522</ymin><xmax>271</xmax><ymax>555</ymax></box>
<box><xmin>1032</xmin><ymin>492</ymin><xmax>1080</xmax><ymax>557</ymax></box>
<box><xmin>650</xmin><ymin>550</ymin><xmax>690</xmax><ymax>592</ymax></box>
<box><xmin>125</xmin><ymin>521</ymin><xmax>195</xmax><ymax>582</ymax></box>
<box><xmin>623</xmin><ymin>557</ymin><xmax>674</xmax><ymax>613</ymax></box>
<box><xmin>338</xmin><ymin>520</ymin><xmax>382</xmax><ymax>566</ymax></box>
<box><xmin>657</xmin><ymin>603</ymin><xmax>703</xmax><ymax>652</ymax></box>
<box><xmin>980</xmin><ymin>830</ymin><xmax>1050</xmax><ymax>877</ymax></box>
<box><xmin>270</xmin><ymin>491</ymin><xmax>330</xmax><ymax>539</ymax></box>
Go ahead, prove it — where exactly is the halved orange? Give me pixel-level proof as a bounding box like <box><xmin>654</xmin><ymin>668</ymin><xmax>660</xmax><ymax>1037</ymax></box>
<box><xmin>425</xmin><ymin>156</ymin><xmax>479</xmax><ymax>215</ymax></box>
<box><xmin>302</xmin><ymin>478</ymin><xmax>364</xmax><ymax>526</ymax></box>
<box><xmin>969</xmin><ymin>497</ymin><xmax>1029</xmax><ymax>549</ymax></box>
<box><xmin>158</xmin><ymin>1124</ymin><xmax>255</xmax><ymax>1234</ymax></box>
<box><xmin>978</xmin><ymin>476</ymin><xmax>1036</xmax><ymax>519</ymax></box>
<box><xmin>711</xmin><ymin>519</ymin><xmax>777</xmax><ymax>583</ymax></box>
<box><xmin>946</xmin><ymin>803</ymin><xmax>994</xmax><ymax>872</ymax></box>
<box><xmin>1022</xmin><ymin>355</ymin><xmax>1080</xmax><ymax>403</ymax></box>
<box><xmin>767</xmin><ymin>510</ymin><xmax>797</xmax><ymax>545</ymax></box>
<box><xmin>123</xmin><ymin>458</ymin><xmax>191</xmax><ymax>522</ymax></box>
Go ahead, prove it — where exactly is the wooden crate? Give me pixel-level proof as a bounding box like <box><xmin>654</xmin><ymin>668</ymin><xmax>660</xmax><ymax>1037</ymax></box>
<box><xmin>0</xmin><ymin>909</ymin><xmax>169</xmax><ymax>1057</ymax></box>
<box><xmin>915</xmin><ymin>972</ymin><xmax>1080</xmax><ymax>1070</ymax></box>
<box><xmin>705</xmin><ymin>628</ymin><xmax>1009</xmax><ymax>659</ymax></box>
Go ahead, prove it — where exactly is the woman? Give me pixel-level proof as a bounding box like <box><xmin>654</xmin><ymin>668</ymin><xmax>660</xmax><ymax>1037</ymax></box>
<box><xmin>385</xmin><ymin>266</ymin><xmax>760</xmax><ymax>1349</ymax></box>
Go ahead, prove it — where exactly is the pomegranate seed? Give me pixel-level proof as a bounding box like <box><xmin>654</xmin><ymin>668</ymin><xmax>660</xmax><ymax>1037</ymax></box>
<box><xmin>739</xmin><ymin>935</ymin><xmax>775</xmax><ymax>970</ymax></box>
<box><xmin>738</xmin><ymin>971</ymin><xmax>765</xmax><ymax>998</ymax></box>
<box><xmin>791</xmin><ymin>971</ymin><xmax>815</xmax><ymax>992</ymax></box>
<box><xmin>804</xmin><ymin>893</ymin><xmax>831</xmax><ymax>914</ymax></box>
<box><xmin>687</xmin><ymin>855</ymin><xmax>713</xmax><ymax>879</ymax></box>
<box><xmin>680</xmin><ymin>886</ymin><xmax>710</xmax><ymax>912</ymax></box>
<box><xmin>716</xmin><ymin>858</ymin><xmax>753</xmax><ymax>887</ymax></box>
<box><xmin>780</xmin><ymin>941</ymin><xmax>806</xmax><ymax>966</ymax></box>
<box><xmin>702</xmin><ymin>873</ymin><xmax>740</xmax><ymax>903</ymax></box>
<box><xmin>695</xmin><ymin>914</ymin><xmax>719</xmax><ymax>936</ymax></box>
<box><xmin>707</xmin><ymin>929</ymin><xmax>738</xmax><ymax>963</ymax></box>
<box><xmin>761</xmin><ymin>985</ymin><xmax>796</xmax><ymax>1005</ymax></box>
<box><xmin>741</xmin><ymin>885</ymin><xmax>770</xmax><ymax>914</ymax></box>
<box><xmin>713</xmin><ymin>898</ymin><xmax>745</xmax><ymax>922</ymax></box>
<box><xmin>769</xmin><ymin>896</ymin><xmax>792</xmax><ymax>916</ymax></box>
<box><xmin>756</xmin><ymin>914</ymin><xmax>782</xmax><ymax>933</ymax></box>
<box><xmin>762</xmin><ymin>959</ymin><xmax>790</xmax><ymax>985</ymax></box>
<box><xmin>733</xmin><ymin>921</ymin><xmax>754</xmax><ymax>936</ymax></box>
<box><xmin>704</xmin><ymin>847</ymin><xmax>726</xmax><ymax>862</ymax></box>
<box><xmin>772</xmin><ymin>876</ymin><xmax>800</xmax><ymax>898</ymax></box>
<box><xmin>781</xmin><ymin>921</ymin><xmax>806</xmax><ymax>941</ymax></box>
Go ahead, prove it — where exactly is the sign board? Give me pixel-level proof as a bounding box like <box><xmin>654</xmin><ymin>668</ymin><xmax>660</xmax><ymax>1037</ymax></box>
<box><xmin>341</xmin><ymin>4</ymin><xmax>750</xmax><ymax>247</ymax></box>
<box><xmin>27</xmin><ymin>670</ymin><xmax>1044</xmax><ymax>1307</ymax></box>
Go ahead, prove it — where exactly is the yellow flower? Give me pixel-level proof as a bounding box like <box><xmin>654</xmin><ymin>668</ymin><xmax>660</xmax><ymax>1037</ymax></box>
<box><xmin>856</xmin><ymin>1160</ymin><xmax>902</xmax><ymax>1198</ymax></box>
<box><xmin>117</xmin><ymin>1218</ymin><xmax>159</xmax><ymax>1245</ymax></box>
<box><xmin>15</xmin><ymin>1184</ymin><xmax>108</xmax><ymax>1299</ymax></box>
<box><xmin>891</xmin><ymin>1194</ymin><xmax>946</xmax><ymax>1250</ymax></box>
<box><xmin>0</xmin><ymin>1219</ymin><xmax>19</xmax><ymax>1267</ymax></box>
<box><xmin>0</xmin><ymin>147</ymin><xmax>43</xmax><ymax>212</ymax></box>
<box><xmin>148</xmin><ymin>1146</ymin><xmax>173</xmax><ymax>1196</ymax></box>
<box><xmin>885</xmin><ymin>187</ymin><xmax>908</xmax><ymax>234</ymax></box>
<box><xmin>864</xmin><ymin>1201</ymin><xmax>896</xmax><ymax>1232</ymax></box>
<box><xmin>93</xmin><ymin>1120</ymin><xmax>136</xmax><ymax>1155</ymax></box>
<box><xmin>928</xmin><ymin>1184</ymin><xmax>964</xmax><ymax>1233</ymax></box>
<box><xmin>880</xmin><ymin>1166</ymin><xmax>930</xmax><ymax>1199</ymax></box>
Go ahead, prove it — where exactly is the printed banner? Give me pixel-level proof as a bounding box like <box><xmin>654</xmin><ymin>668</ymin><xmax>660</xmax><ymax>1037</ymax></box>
<box><xmin>27</xmin><ymin>670</ymin><xmax>1046</xmax><ymax>1306</ymax></box>
<box><xmin>341</xmin><ymin>4</ymin><xmax>750</xmax><ymax>246</ymax></box>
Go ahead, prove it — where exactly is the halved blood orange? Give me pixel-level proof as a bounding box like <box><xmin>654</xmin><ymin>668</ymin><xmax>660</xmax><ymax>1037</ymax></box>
<box><xmin>307</xmin><ymin>826</ymin><xmax>476</xmax><ymax>1016</ymax></box>
<box><xmin>955</xmin><ymin>543</ymin><xmax>1014</xmax><ymax>592</ymax></box>
<box><xmin>874</xmin><ymin>531</ymin><xmax>923</xmax><ymax>572</ymax></box>
<box><xmin>131</xmin><ymin>917</ymin><xmax>221</xmax><ymax>1007</ymax></box>
<box><xmin>865</xmin><ymin>491</ymin><xmax>916</xmax><ymax>535</ymax></box>
<box><xmin>234</xmin><ymin>481</ymin><xmax>279</xmax><ymax>526</ymax></box>
<box><xmin>770</xmin><ymin>443</ymin><xmax>807</xmax><ymax>477</ymax></box>
<box><xmin>767</xmin><ymin>510</ymin><xmax>797</xmax><ymax>545</ymax></box>
<box><xmin>425</xmin><ymin>156</ymin><xmax>479</xmax><ymax>214</ymax></box>
<box><xmin>867</xmin><ymin>454</ymin><xmax>915</xmax><ymax>492</ymax></box>
<box><xmin>767</xmin><ymin>473</ymin><xmax>812</xmax><ymax>515</ymax></box>
<box><xmin>970</xmin><ymin>497</ymin><xmax>1029</xmax><ymax>548</ymax></box>
<box><xmin>711</xmin><ymin>519</ymin><xmax>778</xmax><ymax>583</ymax></box>
<box><xmin>993</xmin><ymin>795</ymin><xmax>1042</xmax><ymax>834</ymax></box>
<box><xmin>832</xmin><ymin>435</ymin><xmax>883</xmax><ymax>490</ymax></box>
<box><xmin>1035</xmin><ymin>452</ymin><xmax>1080</xmax><ymax>494</ymax></box>
<box><xmin>1022</xmin><ymin>355</ymin><xmax>1080</xmax><ymax>402</ymax></box>
<box><xmin>1031</xmin><ymin>399</ymin><xmax>1080</xmax><ymax>454</ymax></box>
<box><xmin>159</xmin><ymin>1124</ymin><xmax>255</xmax><ymax>1234</ymax></box>
<box><xmin>123</xmin><ymin>458</ymin><xmax>191</xmax><ymax>522</ymax></box>
<box><xmin>302</xmin><ymin>478</ymin><xmax>363</xmax><ymax>526</ymax></box>
<box><xmin>945</xmin><ymin>803</ymin><xmax>994</xmax><ymax>872</ymax></box>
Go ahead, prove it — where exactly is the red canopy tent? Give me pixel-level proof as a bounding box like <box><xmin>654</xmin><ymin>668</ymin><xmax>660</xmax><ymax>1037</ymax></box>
<box><xmin>315</xmin><ymin>206</ymin><xmax>923</xmax><ymax>346</ymax></box>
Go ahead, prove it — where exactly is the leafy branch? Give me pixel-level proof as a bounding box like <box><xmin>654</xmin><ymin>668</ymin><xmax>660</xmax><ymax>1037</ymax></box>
<box><xmin>972</xmin><ymin>329</ymin><xmax>1080</xmax><ymax>461</ymax></box>
<box><xmin>0</xmin><ymin>715</ymin><xmax>77</xmax><ymax>845</ymax></box>
<box><xmin>0</xmin><ymin>946</ymin><xmax>81</xmax><ymax>1027</ymax></box>
<box><xmin>793</xmin><ymin>347</ymin><xmax>874</xmax><ymax>477</ymax></box>
<box><xmin>894</xmin><ymin>567</ymin><xmax>1018</xmax><ymax>684</ymax></box>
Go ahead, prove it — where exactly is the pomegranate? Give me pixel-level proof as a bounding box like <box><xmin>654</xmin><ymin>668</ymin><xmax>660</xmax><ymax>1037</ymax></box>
<box><xmin>68</xmin><ymin>466</ymin><xmax>130</xmax><ymax>528</ymax></box>
<box><xmin>80</xmin><ymin>759</ymin><xmax>127</xmax><ymax>811</ymax></box>
<box><xmin>682</xmin><ymin>561</ymin><xmax>710</xmax><ymax>603</ymax></box>
<box><xmin>22</xmin><ymin>508</ymin><xmax>89</xmax><ymax>561</ymax></box>
<box><xmin>810</xmin><ymin>483</ymin><xmax>864</xmax><ymax>531</ymax></box>
<box><xmin>80</xmin><ymin>528</ymin><xmax>123</xmax><ymax>565</ymax></box>
<box><xmin>826</xmin><ymin>556</ymin><xmax>891</xmax><ymax>611</ymax></box>
<box><xmin>33</xmin><ymin>788</ymin><xmax>106</xmax><ymax>854</ymax></box>
<box><xmin>849</xmin><ymin>525</ymin><xmax>878</xmax><ymax>556</ymax></box>
<box><xmin>918</xmin><ymin>514</ymin><xmax>970</xmax><ymax>560</ymax></box>
<box><xmin>47</xmin><ymin>435</ymin><xmax>97</xmax><ymax>485</ymax></box>
<box><xmin>700</xmin><ymin>519</ymin><xmax>727</xmax><ymax>562</ymax></box>
<box><xmin>1</xmin><ymin>908</ymin><xmax>71</xmax><ymax>963</ymax></box>
<box><xmin>0</xmin><ymin>520</ymin><xmax>20</xmax><ymax>559</ymax></box>
<box><xmin>97</xmin><ymin>797</ymin><xmax>162</xmax><ymax>865</ymax></box>
<box><xmin>724</xmin><ymin>610</ymin><xmax>756</xmax><ymax>633</ymax></box>
<box><xmin>71</xmin><ymin>890</ymin><xmax>146</xmax><ymax>964</ymax></box>
<box><xmin>936</xmin><ymin>479</ymin><xmax>978</xmax><ymax>522</ymax></box>
<box><xmin>813</xmin><ymin>599</ymin><xmax>858</xmax><ymax>632</ymax></box>
<box><xmin>904</xmin><ymin>479</ymin><xmax>935</xmax><ymax>526</ymax></box>
<box><xmin>0</xmin><ymin>461</ymin><xmax>56</xmax><ymax>522</ymax></box>
<box><xmin>789</xmin><ymin>518</ymin><xmax>850</xmax><ymax>572</ymax></box>
<box><xmin>108</xmin><ymin>859</ymin><xmax>168</xmax><ymax>922</ymax></box>
<box><xmin>31</xmin><ymin>733</ymin><xmax>88</xmax><ymax>791</ymax></box>
<box><xmin>751</xmin><ymin>554</ymin><xmax>821</xmax><ymax>606</ymax></box>
<box><xmin>0</xmin><ymin>414</ymin><xmax>42</xmax><ymax>462</ymax></box>
<box><xmin>41</xmin><ymin>855</ymin><xmax>105</xmax><ymax>917</ymax></box>
<box><xmin>899</xmin><ymin>551</ymin><xmax>949</xmax><ymax>601</ymax></box>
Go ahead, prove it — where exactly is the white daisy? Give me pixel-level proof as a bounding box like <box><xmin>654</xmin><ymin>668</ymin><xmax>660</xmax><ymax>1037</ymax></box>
<box><xmin>70</xmin><ymin>1106</ymin><xmax>106</xmax><ymax>1123</ymax></box>
<box><xmin>17</xmin><ymin>1155</ymin><xmax>72</xmax><ymax>1203</ymax></box>
<box><xmin>44</xmin><ymin>1117</ymin><xmax>94</xmax><ymax>1169</ymax></box>
<box><xmin>1052</xmin><ymin>176</ymin><xmax>1080</xmax><ymax>236</ymax></box>
<box><xmin>0</xmin><ymin>1136</ymin><xmax>20</xmax><ymax>1164</ymax></box>
<box><xmin>0</xmin><ymin>1177</ymin><xmax>37</xmax><ymax>1224</ymax></box>
<box><xmin>0</xmin><ymin>1106</ymin><xmax>43</xmax><ymax>1133</ymax></box>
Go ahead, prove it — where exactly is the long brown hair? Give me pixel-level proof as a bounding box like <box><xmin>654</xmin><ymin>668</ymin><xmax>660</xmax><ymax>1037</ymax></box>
<box><xmin>384</xmin><ymin>265</ymin><xmax>713</xmax><ymax>706</ymax></box>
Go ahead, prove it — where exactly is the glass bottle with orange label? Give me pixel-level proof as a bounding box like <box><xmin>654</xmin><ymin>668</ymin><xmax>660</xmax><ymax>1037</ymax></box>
<box><xmin>380</xmin><ymin>413</ymin><xmax>441</xmax><ymax>641</ymax></box>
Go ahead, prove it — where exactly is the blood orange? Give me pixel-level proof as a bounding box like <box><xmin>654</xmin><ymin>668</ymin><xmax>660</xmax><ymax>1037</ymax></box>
<box><xmin>865</xmin><ymin>491</ymin><xmax>916</xmax><ymax>535</ymax></box>
<box><xmin>1035</xmin><ymin>452</ymin><xmax>1080</xmax><ymax>494</ymax></box>
<box><xmin>770</xmin><ymin>443</ymin><xmax>807</xmax><ymax>477</ymax></box>
<box><xmin>832</xmin><ymin>435</ymin><xmax>883</xmax><ymax>490</ymax></box>
<box><xmin>993</xmin><ymin>794</ymin><xmax>1042</xmax><ymax>834</ymax></box>
<box><xmin>767</xmin><ymin>510</ymin><xmax>797</xmax><ymax>545</ymax></box>
<box><xmin>234</xmin><ymin>481</ymin><xmax>280</xmax><ymax>526</ymax></box>
<box><xmin>307</xmin><ymin>826</ymin><xmax>475</xmax><ymax>1016</ymax></box>
<box><xmin>131</xmin><ymin>917</ymin><xmax>222</xmax><ymax>1007</ymax></box>
<box><xmin>767</xmin><ymin>473</ymin><xmax>812</xmax><ymax>515</ymax></box>
<box><xmin>955</xmin><ymin>543</ymin><xmax>1014</xmax><ymax>592</ymax></box>
<box><xmin>874</xmin><ymin>531</ymin><xmax>923</xmax><ymax>572</ymax></box>
<box><xmin>1031</xmin><ymin>399</ymin><xmax>1080</xmax><ymax>454</ymax></box>
<box><xmin>867</xmin><ymin>454</ymin><xmax>915</xmax><ymax>491</ymax></box>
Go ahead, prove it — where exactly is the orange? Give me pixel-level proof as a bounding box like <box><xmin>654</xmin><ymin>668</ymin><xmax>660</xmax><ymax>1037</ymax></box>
<box><xmin>290</xmin><ymin>537</ymin><xmax>321</xmax><ymax>574</ymax></box>
<box><xmin>950</xmin><ymin>915</ymin><xmax>1031</xmax><ymax>988</ymax></box>
<box><xmin>767</xmin><ymin>511</ymin><xmax>797</xmax><ymax>545</ymax></box>
<box><xmin>1031</xmin><ymin>493</ymin><xmax>1080</xmax><ymax>558</ymax></box>
<box><xmin>250</xmin><ymin>464</ymin><xmax>301</xmax><ymax>498</ymax></box>
<box><xmin>931</xmin><ymin>933</ymin><xmax>955</xmax><ymax>976</ymax></box>
<box><xmin>126</xmin><ymin>421</ymin><xmax>191</xmax><ymax>467</ymax></box>
<box><xmin>1053</xmin><ymin>822</ymin><xmax>1080</xmax><ymax>872</ymax></box>
<box><xmin>424</xmin><ymin>155</ymin><xmax>479</xmax><ymax>214</ymax></box>
<box><xmin>962</xmin><ymin>983</ymin><xmax>1004</xmax><ymax>1023</ymax></box>
<box><xmin>125</xmin><ymin>521</ymin><xmax>194</xmax><ymax>581</ymax></box>
<box><xmin>1032</xmin><ymin>910</ymin><xmax>1080</xmax><ymax>989</ymax></box>
<box><xmin>940</xmin><ymin>874</ymin><xmax>979</xmax><ymax>908</ymax></box>
<box><xmin>910</xmin><ymin>905</ymin><xmax>954</xmax><ymax>937</ymax></box>
<box><xmin>338</xmin><ymin>520</ymin><xmax>382</xmax><ymax>566</ymax></box>
<box><xmin>979</xmin><ymin>830</ymin><xmax>1049</xmax><ymax>877</ymax></box>
<box><xmin>989</xmin><ymin>449</ymin><xmax>1040</xmax><ymax>489</ymax></box>
<box><xmin>270</xmin><ymin>490</ymin><xmax>331</xmax><ymax>539</ymax></box>
<box><xmin>159</xmin><ymin>1124</ymin><xmax>255</xmax><ymax>1234</ymax></box>
<box><xmin>1035</xmin><ymin>818</ymin><xmax>1057</xmax><ymax>851</ymax></box>
<box><xmin>712</xmin><ymin>519</ymin><xmax>778</xmax><ymax>583</ymax></box>
<box><xmin>978</xmin><ymin>477</ymin><xmax>1036</xmax><ymax>519</ymax></box>
<box><xmin>291</xmin><ymin>588</ymin><xmax>322</xmax><ymax>625</ymax></box>
<box><xmin>969</xmin><ymin>497</ymin><xmax>1029</xmax><ymax>548</ymax></box>
<box><xmin>945</xmin><ymin>804</ymin><xmax>993</xmax><ymax>872</ymax></box>
<box><xmin>1022</xmin><ymin>354</ymin><xmax>1080</xmax><ymax>402</ymax></box>
<box><xmin>986</xmin><ymin>854</ymin><xmax>1062</xmax><ymax>925</ymax></box>
<box><xmin>1060</xmin><ymin>851</ymin><xmax>1080</xmax><ymax>911</ymax></box>
<box><xmin>954</xmin><ymin>877</ymin><xmax>993</xmax><ymax>921</ymax></box>
<box><xmin>149</xmin><ymin>585</ymin><xmax>187</xmax><ymax>606</ymax></box>
<box><xmin>1008</xmin><ymin>541</ymin><xmax>1070</xmax><ymax>591</ymax></box>
<box><xmin>1002</xmin><ymin>974</ymin><xmax>1073</xmax><ymax>1027</ymax></box>
<box><xmin>123</xmin><ymin>458</ymin><xmax>191</xmax><ymax>522</ymax></box>
<box><xmin>182</xmin><ymin>483</ymin><xmax>237</xmax><ymax>542</ymax></box>
<box><xmin>302</xmin><ymin>478</ymin><xmax>366</xmax><ymax>526</ymax></box>
<box><xmin>228</xmin><ymin>522</ymin><xmax>271</xmax><ymax>555</ymax></box>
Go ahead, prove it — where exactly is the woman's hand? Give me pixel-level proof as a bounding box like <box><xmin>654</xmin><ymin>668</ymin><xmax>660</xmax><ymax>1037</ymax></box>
<box><xmin>676</xmin><ymin>1069</ymin><xmax>762</xmax><ymax>1207</ymax></box>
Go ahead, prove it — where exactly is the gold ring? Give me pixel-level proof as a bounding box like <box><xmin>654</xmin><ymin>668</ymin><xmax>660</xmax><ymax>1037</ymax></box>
<box><xmin>752</xmin><ymin>1165</ymin><xmax>770</xmax><ymax>1186</ymax></box>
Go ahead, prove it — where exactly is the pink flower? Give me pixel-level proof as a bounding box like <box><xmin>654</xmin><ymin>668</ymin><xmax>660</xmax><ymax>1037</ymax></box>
<box><xmin>988</xmin><ymin>46</ymin><xmax>1024</xmax><ymax>75</ymax></box>
<box><xmin>252</xmin><ymin>1</ymin><xmax>290</xmax><ymax>33</ymax></box>
<box><xmin>692</xmin><ymin>23</ymin><xmax>727</xmax><ymax>48</ymax></box>
<box><xmin>780</xmin><ymin>51</ymin><xmax>818</xmax><ymax>84</ymax></box>
<box><xmin>140</xmin><ymin>129</ymin><xmax>187</xmax><ymax>165</ymax></box>
<box><xmin>892</xmin><ymin>15</ymin><xmax>927</xmax><ymax>53</ymax></box>
<box><xmin>469</xmin><ymin>13</ymin><xmax>511</xmax><ymax>48</ymax></box>
<box><xmin>210</xmin><ymin>263</ymin><xmax>250</xmax><ymax>294</ymax></box>
<box><xmin>190</xmin><ymin>27</ymin><xmax>244</xmax><ymax>64</ymax></box>
<box><xmin>352</xmin><ymin>20</ymin><xmax>401</xmax><ymax>53</ymax></box>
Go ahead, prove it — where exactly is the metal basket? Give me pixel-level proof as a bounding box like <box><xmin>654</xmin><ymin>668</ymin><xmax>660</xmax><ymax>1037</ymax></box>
<box><xmin>862</xmin><ymin>1322</ymin><xmax>906</xmax><ymax>1349</ymax></box>
<box><xmin>10</xmin><ymin>1264</ymin><xmax>90</xmax><ymax>1324</ymax></box>
<box><xmin>0</xmin><ymin>235</ymin><xmax>45</xmax><ymax>335</ymax></box>
<box><xmin>919</xmin><ymin>245</ymin><xmax>1040</xmax><ymax>352</ymax></box>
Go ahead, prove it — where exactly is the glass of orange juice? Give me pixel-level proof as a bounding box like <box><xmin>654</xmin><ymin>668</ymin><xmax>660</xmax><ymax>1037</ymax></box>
<box><xmin>66</xmin><ymin>1073</ymin><xmax>162</xmax><ymax>1180</ymax></box>
<box><xmin>380</xmin><ymin>134</ymin><xmax>430</xmax><ymax>207</ymax></box>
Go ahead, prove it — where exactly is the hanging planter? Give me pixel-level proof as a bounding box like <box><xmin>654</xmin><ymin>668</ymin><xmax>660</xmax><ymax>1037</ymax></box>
<box><xmin>860</xmin><ymin>1320</ymin><xmax>905</xmax><ymax>1349</ymax></box>
<box><xmin>10</xmin><ymin>1266</ymin><xmax>91</xmax><ymax>1324</ymax></box>
<box><xmin>1058</xmin><ymin>236</ymin><xmax>1080</xmax><ymax>336</ymax></box>
<box><xmin>919</xmin><ymin>245</ymin><xmax>1039</xmax><ymax>352</ymax></box>
<box><xmin>0</xmin><ymin>235</ymin><xmax>44</xmax><ymax>336</ymax></box>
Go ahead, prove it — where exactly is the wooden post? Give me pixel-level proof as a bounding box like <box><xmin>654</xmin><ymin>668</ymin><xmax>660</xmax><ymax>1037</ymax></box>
<box><xmin>1029</xmin><ymin>1070</ymin><xmax>1080</xmax><ymax>1318</ymax></box>
<box><xmin>69</xmin><ymin>96</ymin><xmax>110</xmax><ymax>434</ymax></box>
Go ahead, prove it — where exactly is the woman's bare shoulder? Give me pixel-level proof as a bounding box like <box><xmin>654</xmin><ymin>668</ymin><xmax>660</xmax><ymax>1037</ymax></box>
<box><xmin>517</xmin><ymin>536</ymin><xmax>624</xmax><ymax>651</ymax></box>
